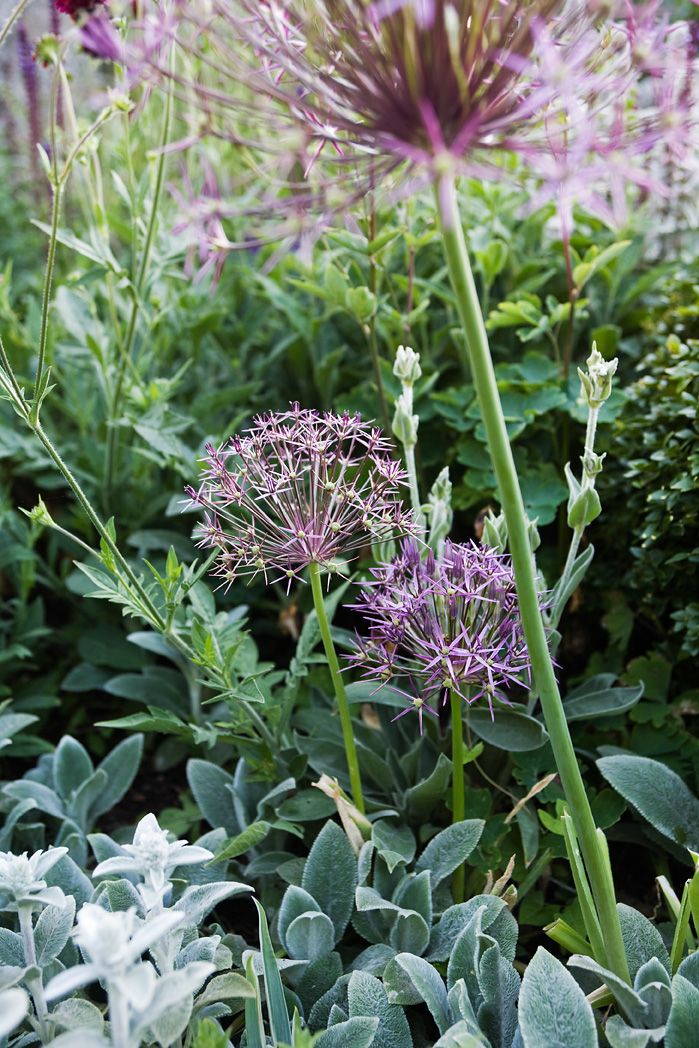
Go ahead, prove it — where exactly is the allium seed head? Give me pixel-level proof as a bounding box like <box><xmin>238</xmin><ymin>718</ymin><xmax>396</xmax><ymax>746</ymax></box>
<box><xmin>188</xmin><ymin>404</ymin><xmax>412</xmax><ymax>590</ymax></box>
<box><xmin>349</xmin><ymin>538</ymin><xmax>536</xmax><ymax>731</ymax></box>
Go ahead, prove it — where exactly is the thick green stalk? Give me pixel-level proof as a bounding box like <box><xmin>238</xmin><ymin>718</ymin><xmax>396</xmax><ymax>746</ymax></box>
<box><xmin>309</xmin><ymin>561</ymin><xmax>365</xmax><ymax>813</ymax></box>
<box><xmin>450</xmin><ymin>691</ymin><xmax>465</xmax><ymax>903</ymax></box>
<box><xmin>435</xmin><ymin>172</ymin><xmax>629</xmax><ymax>983</ymax></box>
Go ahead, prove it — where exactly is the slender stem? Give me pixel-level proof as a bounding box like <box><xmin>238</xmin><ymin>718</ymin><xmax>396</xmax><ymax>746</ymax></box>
<box><xmin>404</xmin><ymin>441</ymin><xmax>423</xmax><ymax>525</ymax></box>
<box><xmin>107</xmin><ymin>983</ymin><xmax>130</xmax><ymax>1048</ymax></box>
<box><xmin>435</xmin><ymin>172</ymin><xmax>629</xmax><ymax>984</ymax></box>
<box><xmin>33</xmin><ymin>183</ymin><xmax>62</xmax><ymax>407</ymax></box>
<box><xmin>18</xmin><ymin>904</ymin><xmax>49</xmax><ymax>1043</ymax></box>
<box><xmin>309</xmin><ymin>561</ymin><xmax>365</xmax><ymax>813</ymax></box>
<box><xmin>367</xmin><ymin>205</ymin><xmax>390</xmax><ymax>430</ymax></box>
<box><xmin>0</xmin><ymin>0</ymin><xmax>31</xmax><ymax>50</ymax></box>
<box><xmin>450</xmin><ymin>691</ymin><xmax>465</xmax><ymax>904</ymax></box>
<box><xmin>104</xmin><ymin>58</ymin><xmax>174</xmax><ymax>500</ymax></box>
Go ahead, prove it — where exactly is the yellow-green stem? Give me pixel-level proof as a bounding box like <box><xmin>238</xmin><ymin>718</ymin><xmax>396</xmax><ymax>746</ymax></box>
<box><xmin>309</xmin><ymin>561</ymin><xmax>365</xmax><ymax>812</ymax></box>
<box><xmin>435</xmin><ymin>171</ymin><xmax>629</xmax><ymax>983</ymax></box>
<box><xmin>451</xmin><ymin>690</ymin><xmax>465</xmax><ymax>903</ymax></box>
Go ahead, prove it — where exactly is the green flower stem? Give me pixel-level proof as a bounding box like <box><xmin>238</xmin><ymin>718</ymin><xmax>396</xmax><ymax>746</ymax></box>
<box><xmin>309</xmin><ymin>561</ymin><xmax>365</xmax><ymax>813</ymax></box>
<box><xmin>0</xmin><ymin>0</ymin><xmax>31</xmax><ymax>49</ymax></box>
<box><xmin>450</xmin><ymin>690</ymin><xmax>466</xmax><ymax>904</ymax></box>
<box><xmin>18</xmin><ymin>904</ymin><xmax>49</xmax><ymax>1043</ymax></box>
<box><xmin>435</xmin><ymin>171</ymin><xmax>629</xmax><ymax>984</ymax></box>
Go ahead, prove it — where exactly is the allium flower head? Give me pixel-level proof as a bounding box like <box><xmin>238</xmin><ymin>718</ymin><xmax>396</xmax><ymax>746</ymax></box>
<box><xmin>54</xmin><ymin>0</ymin><xmax>107</xmax><ymax>20</ymax></box>
<box><xmin>187</xmin><ymin>404</ymin><xmax>412</xmax><ymax>590</ymax></box>
<box><xmin>0</xmin><ymin>847</ymin><xmax>68</xmax><ymax>910</ymax></box>
<box><xmin>349</xmin><ymin>538</ymin><xmax>533</xmax><ymax>731</ymax></box>
<box><xmin>92</xmin><ymin>813</ymin><xmax>214</xmax><ymax>911</ymax></box>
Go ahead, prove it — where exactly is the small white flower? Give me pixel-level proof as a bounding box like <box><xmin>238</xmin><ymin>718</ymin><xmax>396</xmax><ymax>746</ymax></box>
<box><xmin>45</xmin><ymin>903</ymin><xmax>184</xmax><ymax>1002</ymax></box>
<box><xmin>0</xmin><ymin>847</ymin><xmax>68</xmax><ymax>910</ymax></box>
<box><xmin>92</xmin><ymin>814</ymin><xmax>213</xmax><ymax>910</ymax></box>
<box><xmin>393</xmin><ymin>344</ymin><xmax>422</xmax><ymax>385</ymax></box>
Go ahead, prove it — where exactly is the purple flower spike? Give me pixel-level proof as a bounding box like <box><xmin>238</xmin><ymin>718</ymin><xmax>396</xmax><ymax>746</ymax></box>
<box><xmin>188</xmin><ymin>405</ymin><xmax>412</xmax><ymax>590</ymax></box>
<box><xmin>349</xmin><ymin>538</ymin><xmax>536</xmax><ymax>724</ymax></box>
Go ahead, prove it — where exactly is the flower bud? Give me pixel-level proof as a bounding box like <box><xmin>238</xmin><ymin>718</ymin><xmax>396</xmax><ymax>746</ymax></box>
<box><xmin>427</xmin><ymin>467</ymin><xmax>453</xmax><ymax>548</ymax></box>
<box><xmin>481</xmin><ymin>510</ymin><xmax>508</xmax><ymax>553</ymax></box>
<box><xmin>393</xmin><ymin>345</ymin><xmax>422</xmax><ymax>386</ymax></box>
<box><xmin>392</xmin><ymin>390</ymin><xmax>419</xmax><ymax>448</ymax></box>
<box><xmin>25</xmin><ymin>496</ymin><xmax>55</xmax><ymax>529</ymax></box>
<box><xmin>577</xmin><ymin>342</ymin><xmax>618</xmax><ymax>409</ymax></box>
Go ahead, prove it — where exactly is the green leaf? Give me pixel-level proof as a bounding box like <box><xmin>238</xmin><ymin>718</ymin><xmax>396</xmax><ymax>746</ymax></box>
<box><xmin>618</xmin><ymin>903</ymin><xmax>671</xmax><ymax>980</ymax></box>
<box><xmin>34</xmin><ymin>897</ymin><xmax>76</xmax><ymax>966</ymax></box>
<box><xmin>564</xmin><ymin>676</ymin><xmax>643</xmax><ymax>721</ymax></box>
<box><xmin>519</xmin><ymin>947</ymin><xmax>597</xmax><ymax>1048</ymax></box>
<box><xmin>315</xmin><ymin>1017</ymin><xmax>379</xmax><ymax>1048</ymax></box>
<box><xmin>92</xmin><ymin>734</ymin><xmax>144</xmax><ymax>820</ymax></box>
<box><xmin>212</xmin><ymin>821</ymin><xmax>271</xmax><ymax>862</ymax></box>
<box><xmin>302</xmin><ymin>821</ymin><xmax>357</xmax><ymax>941</ymax></box>
<box><xmin>467</xmin><ymin>708</ymin><xmax>548</xmax><ymax>751</ymax></box>
<box><xmin>598</xmin><ymin>755</ymin><xmax>699</xmax><ymax>852</ymax></box>
<box><xmin>54</xmin><ymin>737</ymin><xmax>93</xmax><ymax>800</ymax></box>
<box><xmin>244</xmin><ymin>955</ymin><xmax>266</xmax><ymax>1048</ymax></box>
<box><xmin>255</xmin><ymin>899</ymin><xmax>292</xmax><ymax>1045</ymax></box>
<box><xmin>187</xmin><ymin>759</ymin><xmax>239</xmax><ymax>836</ymax></box>
<box><xmin>666</xmin><ymin>975</ymin><xmax>699</xmax><ymax>1048</ymax></box>
<box><xmin>404</xmin><ymin>754</ymin><xmax>452</xmax><ymax>820</ymax></box>
<box><xmin>96</xmin><ymin>707</ymin><xmax>189</xmax><ymax>737</ymax></box>
<box><xmin>415</xmin><ymin>821</ymin><xmax>484</xmax><ymax>887</ymax></box>
<box><xmin>372</xmin><ymin>821</ymin><xmax>416</xmax><ymax>873</ymax></box>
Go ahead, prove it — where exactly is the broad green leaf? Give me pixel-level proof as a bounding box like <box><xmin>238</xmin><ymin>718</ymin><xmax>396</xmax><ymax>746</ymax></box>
<box><xmin>467</xmin><ymin>708</ymin><xmax>548</xmax><ymax>752</ymax></box>
<box><xmin>564</xmin><ymin>676</ymin><xmax>643</xmax><ymax>721</ymax></box>
<box><xmin>519</xmin><ymin>947</ymin><xmax>597</xmax><ymax>1048</ymax></box>
<box><xmin>286</xmin><ymin>912</ymin><xmax>336</xmax><ymax>960</ymax></box>
<box><xmin>54</xmin><ymin>737</ymin><xmax>93</xmax><ymax>800</ymax></box>
<box><xmin>212</xmin><ymin>821</ymin><xmax>271</xmax><ymax>862</ymax></box>
<box><xmin>386</xmin><ymin>953</ymin><xmax>450</xmax><ymax>1034</ymax></box>
<box><xmin>598</xmin><ymin>755</ymin><xmax>699</xmax><ymax>852</ymax></box>
<box><xmin>316</xmin><ymin>1017</ymin><xmax>379</xmax><ymax>1048</ymax></box>
<box><xmin>617</xmin><ymin>904</ymin><xmax>671</xmax><ymax>979</ymax></box>
<box><xmin>347</xmin><ymin>970</ymin><xmax>412</xmax><ymax>1048</ymax></box>
<box><xmin>278</xmin><ymin>886</ymin><xmax>322</xmax><ymax>950</ymax></box>
<box><xmin>187</xmin><ymin>759</ymin><xmax>239</xmax><ymax>836</ymax></box>
<box><xmin>666</xmin><ymin>975</ymin><xmax>699</xmax><ymax>1048</ymax></box>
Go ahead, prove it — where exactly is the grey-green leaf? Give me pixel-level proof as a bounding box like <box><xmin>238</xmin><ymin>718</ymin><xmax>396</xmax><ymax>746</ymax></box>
<box><xmin>286</xmin><ymin>911</ymin><xmax>336</xmax><ymax>961</ymax></box>
<box><xmin>467</xmin><ymin>709</ymin><xmax>548</xmax><ymax>751</ymax></box>
<box><xmin>347</xmin><ymin>971</ymin><xmax>412</xmax><ymax>1048</ymax></box>
<box><xmin>302</xmin><ymin>821</ymin><xmax>357</xmax><ymax>941</ymax></box>
<box><xmin>519</xmin><ymin>947</ymin><xmax>597</xmax><ymax>1048</ymax></box>
<box><xmin>666</xmin><ymin>975</ymin><xmax>699</xmax><ymax>1048</ymax></box>
<box><xmin>415</xmin><ymin>821</ymin><xmax>484</xmax><ymax>887</ymax></box>
<box><xmin>597</xmin><ymin>755</ymin><xmax>699</xmax><ymax>852</ymax></box>
<box><xmin>34</xmin><ymin>897</ymin><xmax>76</xmax><ymax>966</ymax></box>
<box><xmin>316</xmin><ymin>1016</ymin><xmax>379</xmax><ymax>1048</ymax></box>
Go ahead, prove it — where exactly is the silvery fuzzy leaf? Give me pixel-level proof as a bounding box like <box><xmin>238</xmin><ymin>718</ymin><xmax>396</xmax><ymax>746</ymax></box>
<box><xmin>87</xmin><ymin>833</ymin><xmax>127</xmax><ymax>867</ymax></box>
<box><xmin>605</xmin><ymin>1015</ymin><xmax>655</xmax><ymax>1048</ymax></box>
<box><xmin>388</xmin><ymin>910</ymin><xmax>429</xmax><ymax>956</ymax></box>
<box><xmin>665</xmin><ymin>975</ymin><xmax>699</xmax><ymax>1048</ymax></box>
<box><xmin>348</xmin><ymin>945</ymin><xmax>395</xmax><ymax>976</ymax></box>
<box><xmin>329</xmin><ymin>1005</ymin><xmax>349</xmax><ymax>1025</ymax></box>
<box><xmin>278</xmin><ymin>885</ymin><xmax>321</xmax><ymax>951</ymax></box>
<box><xmin>446</xmin><ymin>980</ymin><xmax>480</xmax><ymax>1030</ymax></box>
<box><xmin>392</xmin><ymin>871</ymin><xmax>432</xmax><ymax>927</ymax></box>
<box><xmin>3</xmin><ymin>781</ymin><xmax>65</xmax><ymax>820</ymax></box>
<box><xmin>475</xmin><ymin>943</ymin><xmax>520</xmax><ymax>1048</ymax></box>
<box><xmin>54</xmin><ymin>737</ymin><xmax>93</xmax><ymax>802</ymax></box>
<box><xmin>415</xmin><ymin>822</ymin><xmax>484</xmax><ymax>887</ymax></box>
<box><xmin>296</xmin><ymin>952</ymin><xmax>344</xmax><ymax>1017</ymax></box>
<box><xmin>357</xmin><ymin>841</ymin><xmax>374</xmax><ymax>888</ymax></box>
<box><xmin>34</xmin><ymin>896</ymin><xmax>76</xmax><ymax>966</ymax></box>
<box><xmin>44</xmin><ymin>855</ymin><xmax>93</xmax><ymax>908</ymax></box>
<box><xmin>185</xmin><ymin>762</ymin><xmax>241</xmax><ymax>834</ymax></box>
<box><xmin>133</xmin><ymin>963</ymin><xmax>215</xmax><ymax>1044</ymax></box>
<box><xmin>618</xmin><ymin>904</ymin><xmax>671</xmax><ymax>981</ymax></box>
<box><xmin>0</xmin><ymin>987</ymin><xmax>28</xmax><ymax>1038</ymax></box>
<box><xmin>119</xmin><ymin>961</ymin><xmax>159</xmax><ymax>1012</ymax></box>
<box><xmin>309</xmin><ymin>975</ymin><xmax>351</xmax><ymax>1032</ymax></box>
<box><xmin>127</xmin><ymin>910</ymin><xmax>184</xmax><ymax>964</ymax></box>
<box><xmin>49</xmin><ymin>1033</ymin><xmax>109</xmax><ymax>1048</ymax></box>
<box><xmin>384</xmin><ymin>953</ymin><xmax>450</xmax><ymax>1033</ymax></box>
<box><xmin>0</xmin><ymin>927</ymin><xmax>25</xmax><ymax>967</ymax></box>
<box><xmin>173</xmin><ymin>882</ymin><xmax>253</xmax><ymax>927</ymax></box>
<box><xmin>69</xmin><ymin>770</ymin><xmax>108</xmax><ymax>831</ymax></box>
<box><xmin>432</xmin><ymin>1021</ymin><xmax>490</xmax><ymax>1047</ymax></box>
<box><xmin>194</xmin><ymin>971</ymin><xmax>256</xmax><ymax>1007</ymax></box>
<box><xmin>92</xmin><ymin>877</ymin><xmax>145</xmax><ymax>915</ymax></box>
<box><xmin>176</xmin><ymin>935</ymin><xmax>221</xmax><ymax>969</ymax></box>
<box><xmin>45</xmin><ymin>962</ymin><xmax>101</xmax><ymax>1000</ymax></box>
<box><xmin>91</xmin><ymin>734</ymin><xmax>144</xmax><ymax>821</ymax></box>
<box><xmin>429</xmin><ymin>897</ymin><xmax>506</xmax><ymax>964</ymax></box>
<box><xmin>315</xmin><ymin>1016</ymin><xmax>379</xmax><ymax>1048</ymax></box>
<box><xmin>0</xmin><ymin>799</ymin><xmax>39</xmax><ymax>851</ymax></box>
<box><xmin>347</xmin><ymin>970</ymin><xmax>412</xmax><ymax>1048</ymax></box>
<box><xmin>286</xmin><ymin>911</ymin><xmax>336</xmax><ymax>961</ymax></box>
<box><xmin>0</xmin><ymin>965</ymin><xmax>25</xmax><ymax>990</ymax></box>
<box><xmin>519</xmin><ymin>948</ymin><xmax>597</xmax><ymax>1048</ymax></box>
<box><xmin>302</xmin><ymin>821</ymin><xmax>357</xmax><ymax>942</ymax></box>
<box><xmin>51</xmin><ymin>997</ymin><xmax>105</xmax><ymax>1034</ymax></box>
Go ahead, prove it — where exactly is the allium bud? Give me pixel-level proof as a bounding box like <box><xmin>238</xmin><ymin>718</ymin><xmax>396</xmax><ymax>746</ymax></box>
<box><xmin>393</xmin><ymin>345</ymin><xmax>422</xmax><ymax>386</ymax></box>
<box><xmin>392</xmin><ymin>390</ymin><xmax>419</xmax><ymax>449</ymax></box>
<box><xmin>578</xmin><ymin>343</ymin><xmax>618</xmax><ymax>408</ymax></box>
<box><xmin>427</xmin><ymin>466</ymin><xmax>453</xmax><ymax>549</ymax></box>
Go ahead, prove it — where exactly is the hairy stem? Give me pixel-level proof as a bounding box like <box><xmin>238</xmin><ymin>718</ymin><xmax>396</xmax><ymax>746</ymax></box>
<box><xmin>0</xmin><ymin>0</ymin><xmax>31</xmax><ymax>49</ymax></box>
<box><xmin>18</xmin><ymin>904</ymin><xmax>50</xmax><ymax>1043</ymax></box>
<box><xmin>309</xmin><ymin>561</ymin><xmax>365</xmax><ymax>813</ymax></box>
<box><xmin>450</xmin><ymin>691</ymin><xmax>465</xmax><ymax>904</ymax></box>
<box><xmin>435</xmin><ymin>172</ymin><xmax>629</xmax><ymax>983</ymax></box>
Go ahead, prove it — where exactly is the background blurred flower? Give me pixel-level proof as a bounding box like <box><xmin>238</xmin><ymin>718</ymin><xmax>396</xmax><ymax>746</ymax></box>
<box><xmin>0</xmin><ymin>847</ymin><xmax>67</xmax><ymax>910</ymax></box>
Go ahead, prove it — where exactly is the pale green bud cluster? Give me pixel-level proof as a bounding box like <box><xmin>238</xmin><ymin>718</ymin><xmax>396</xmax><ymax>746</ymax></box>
<box><xmin>577</xmin><ymin>343</ymin><xmax>618</xmax><ymax>409</ymax></box>
<box><xmin>393</xmin><ymin>344</ymin><xmax>422</xmax><ymax>386</ymax></box>
<box><xmin>392</xmin><ymin>390</ymin><xmax>419</xmax><ymax>448</ymax></box>
<box><xmin>427</xmin><ymin>467</ymin><xmax>453</xmax><ymax>550</ymax></box>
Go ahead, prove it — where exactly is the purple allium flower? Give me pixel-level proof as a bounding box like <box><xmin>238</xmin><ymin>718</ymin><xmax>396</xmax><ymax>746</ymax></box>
<box><xmin>186</xmin><ymin>404</ymin><xmax>412</xmax><ymax>590</ymax></box>
<box><xmin>349</xmin><ymin>539</ymin><xmax>533</xmax><ymax>732</ymax></box>
<box><xmin>79</xmin><ymin>11</ymin><xmax>125</xmax><ymax>63</ymax></box>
